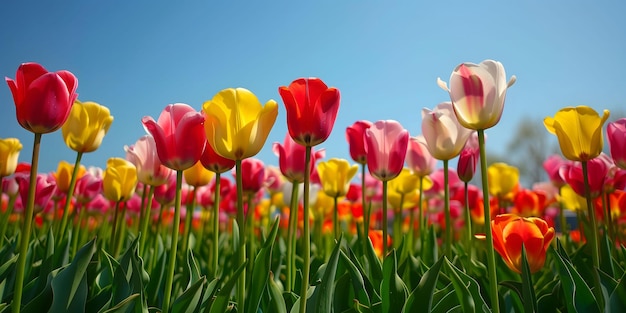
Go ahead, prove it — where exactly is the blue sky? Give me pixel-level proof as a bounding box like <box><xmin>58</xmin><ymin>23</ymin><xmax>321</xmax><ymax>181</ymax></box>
<box><xmin>2</xmin><ymin>0</ymin><xmax>625</xmax><ymax>177</ymax></box>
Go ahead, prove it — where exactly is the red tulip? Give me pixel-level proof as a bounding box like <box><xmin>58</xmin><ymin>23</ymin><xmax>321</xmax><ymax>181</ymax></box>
<box><xmin>236</xmin><ymin>158</ymin><xmax>266</xmax><ymax>194</ymax></box>
<box><xmin>200</xmin><ymin>139</ymin><xmax>235</xmax><ymax>174</ymax></box>
<box><xmin>608</xmin><ymin>118</ymin><xmax>626</xmax><ymax>169</ymax></box>
<box><xmin>490</xmin><ymin>214</ymin><xmax>555</xmax><ymax>273</ymax></box>
<box><xmin>5</xmin><ymin>62</ymin><xmax>78</xmax><ymax>134</ymax></box>
<box><xmin>559</xmin><ymin>158</ymin><xmax>608</xmax><ymax>198</ymax></box>
<box><xmin>273</xmin><ymin>134</ymin><xmax>325</xmax><ymax>183</ymax></box>
<box><xmin>142</xmin><ymin>103</ymin><xmax>205</xmax><ymax>171</ymax></box>
<box><xmin>346</xmin><ymin>120</ymin><xmax>373</xmax><ymax>164</ymax></box>
<box><xmin>364</xmin><ymin>120</ymin><xmax>409</xmax><ymax>181</ymax></box>
<box><xmin>457</xmin><ymin>144</ymin><xmax>479</xmax><ymax>183</ymax></box>
<box><xmin>279</xmin><ymin>78</ymin><xmax>340</xmax><ymax>146</ymax></box>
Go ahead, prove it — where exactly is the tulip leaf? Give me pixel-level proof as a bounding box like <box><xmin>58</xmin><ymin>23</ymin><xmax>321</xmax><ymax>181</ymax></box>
<box><xmin>552</xmin><ymin>242</ymin><xmax>601</xmax><ymax>313</ymax></box>
<box><xmin>306</xmin><ymin>235</ymin><xmax>342</xmax><ymax>313</ymax></box>
<box><xmin>99</xmin><ymin>293</ymin><xmax>140</xmax><ymax>313</ymax></box>
<box><xmin>267</xmin><ymin>272</ymin><xmax>288</xmax><ymax>313</ymax></box>
<box><xmin>599</xmin><ymin>229</ymin><xmax>615</xmax><ymax>277</ymax></box>
<box><xmin>381</xmin><ymin>249</ymin><xmax>408</xmax><ymax>313</ymax></box>
<box><xmin>339</xmin><ymin>250</ymin><xmax>371</xmax><ymax>307</ymax></box>
<box><xmin>346</xmin><ymin>246</ymin><xmax>381</xmax><ymax>304</ymax></box>
<box><xmin>430</xmin><ymin>284</ymin><xmax>458</xmax><ymax>313</ymax></box>
<box><xmin>520</xmin><ymin>245</ymin><xmax>538</xmax><ymax>313</ymax></box>
<box><xmin>421</xmin><ymin>225</ymin><xmax>439</xmax><ymax>267</ymax></box>
<box><xmin>608</xmin><ymin>270</ymin><xmax>626</xmax><ymax>311</ymax></box>
<box><xmin>402</xmin><ymin>256</ymin><xmax>443</xmax><ymax>312</ymax></box>
<box><xmin>443</xmin><ymin>257</ymin><xmax>490</xmax><ymax>313</ymax></box>
<box><xmin>208</xmin><ymin>260</ymin><xmax>247</xmax><ymax>313</ymax></box>
<box><xmin>363</xmin><ymin>235</ymin><xmax>383</xmax><ymax>289</ymax></box>
<box><xmin>172</xmin><ymin>276</ymin><xmax>207</xmax><ymax>313</ymax></box>
<box><xmin>246</xmin><ymin>216</ymin><xmax>280</xmax><ymax>313</ymax></box>
<box><xmin>49</xmin><ymin>239</ymin><xmax>97</xmax><ymax>313</ymax></box>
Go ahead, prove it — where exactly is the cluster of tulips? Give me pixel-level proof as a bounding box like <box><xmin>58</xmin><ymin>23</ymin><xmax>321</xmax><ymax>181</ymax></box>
<box><xmin>1</xmin><ymin>60</ymin><xmax>625</xmax><ymax>313</ymax></box>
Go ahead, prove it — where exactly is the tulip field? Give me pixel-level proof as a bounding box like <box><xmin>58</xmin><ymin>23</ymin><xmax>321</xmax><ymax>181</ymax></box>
<box><xmin>2</xmin><ymin>60</ymin><xmax>626</xmax><ymax>313</ymax></box>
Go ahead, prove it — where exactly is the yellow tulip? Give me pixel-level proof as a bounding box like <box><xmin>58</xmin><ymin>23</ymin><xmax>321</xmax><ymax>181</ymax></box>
<box><xmin>62</xmin><ymin>100</ymin><xmax>114</xmax><ymax>153</ymax></box>
<box><xmin>317</xmin><ymin>158</ymin><xmax>359</xmax><ymax>198</ymax></box>
<box><xmin>559</xmin><ymin>184</ymin><xmax>587</xmax><ymax>212</ymax></box>
<box><xmin>54</xmin><ymin>160</ymin><xmax>86</xmax><ymax>193</ymax></box>
<box><xmin>388</xmin><ymin>169</ymin><xmax>422</xmax><ymax>210</ymax></box>
<box><xmin>487</xmin><ymin>163</ymin><xmax>519</xmax><ymax>199</ymax></box>
<box><xmin>103</xmin><ymin>158</ymin><xmax>138</xmax><ymax>202</ymax></box>
<box><xmin>544</xmin><ymin>106</ymin><xmax>610</xmax><ymax>162</ymax></box>
<box><xmin>202</xmin><ymin>88</ymin><xmax>278</xmax><ymax>160</ymax></box>
<box><xmin>183</xmin><ymin>161</ymin><xmax>215</xmax><ymax>187</ymax></box>
<box><xmin>0</xmin><ymin>138</ymin><xmax>22</xmax><ymax>177</ymax></box>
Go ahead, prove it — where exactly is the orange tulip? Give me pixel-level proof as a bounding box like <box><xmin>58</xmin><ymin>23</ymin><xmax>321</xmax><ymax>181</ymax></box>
<box><xmin>490</xmin><ymin>214</ymin><xmax>555</xmax><ymax>273</ymax></box>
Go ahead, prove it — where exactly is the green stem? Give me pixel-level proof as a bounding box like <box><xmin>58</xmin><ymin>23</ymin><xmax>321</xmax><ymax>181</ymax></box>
<box><xmin>71</xmin><ymin>204</ymin><xmax>87</xmax><ymax>258</ymax></box>
<box><xmin>557</xmin><ymin>186</ymin><xmax>569</xmax><ymax>246</ymax></box>
<box><xmin>361</xmin><ymin>164</ymin><xmax>369</xmax><ymax>242</ymax></box>
<box><xmin>286</xmin><ymin>181</ymin><xmax>299</xmax><ymax>293</ymax></box>
<box><xmin>299</xmin><ymin>146</ymin><xmax>312</xmax><ymax>313</ymax></box>
<box><xmin>109</xmin><ymin>202</ymin><xmax>120</xmax><ymax>255</ymax></box>
<box><xmin>443</xmin><ymin>159</ymin><xmax>452</xmax><ymax>259</ymax></box>
<box><xmin>393</xmin><ymin>194</ymin><xmax>404</xmax><ymax>250</ymax></box>
<box><xmin>603</xmin><ymin>192</ymin><xmax>615</xmax><ymax>243</ymax></box>
<box><xmin>211</xmin><ymin>173</ymin><xmax>221</xmax><ymax>277</ymax></box>
<box><xmin>582</xmin><ymin>161</ymin><xmax>599</xmax><ymax>268</ymax></box>
<box><xmin>150</xmin><ymin>203</ymin><xmax>166</xmax><ymax>273</ymax></box>
<box><xmin>181</xmin><ymin>186</ymin><xmax>197</xmax><ymax>258</ymax></box>
<box><xmin>478</xmin><ymin>129</ymin><xmax>500</xmax><ymax>313</ymax></box>
<box><xmin>333</xmin><ymin>196</ymin><xmax>339</xmax><ymax>241</ymax></box>
<box><xmin>235</xmin><ymin>160</ymin><xmax>246</xmax><ymax>313</ymax></box>
<box><xmin>12</xmin><ymin>132</ymin><xmax>41</xmax><ymax>313</ymax></box>
<box><xmin>139</xmin><ymin>186</ymin><xmax>155</xmax><ymax>256</ymax></box>
<box><xmin>418</xmin><ymin>176</ymin><xmax>424</xmax><ymax>252</ymax></box>
<box><xmin>0</xmin><ymin>195</ymin><xmax>16</xmax><ymax>247</ymax></box>
<box><xmin>463</xmin><ymin>181</ymin><xmax>472</xmax><ymax>256</ymax></box>
<box><xmin>382</xmin><ymin>180</ymin><xmax>388</xmax><ymax>254</ymax></box>
<box><xmin>162</xmin><ymin>170</ymin><xmax>183</xmax><ymax>313</ymax></box>
<box><xmin>58</xmin><ymin>151</ymin><xmax>83</xmax><ymax>245</ymax></box>
<box><xmin>137</xmin><ymin>184</ymin><xmax>149</xmax><ymax>235</ymax></box>
<box><xmin>115</xmin><ymin>203</ymin><xmax>128</xmax><ymax>257</ymax></box>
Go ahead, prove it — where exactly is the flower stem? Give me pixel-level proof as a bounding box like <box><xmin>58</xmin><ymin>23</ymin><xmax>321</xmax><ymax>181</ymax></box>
<box><xmin>418</xmin><ymin>176</ymin><xmax>424</xmax><ymax>252</ymax></box>
<box><xmin>582</xmin><ymin>161</ymin><xmax>599</xmax><ymax>269</ymax></box>
<box><xmin>333</xmin><ymin>196</ymin><xmax>339</xmax><ymax>241</ymax></box>
<box><xmin>139</xmin><ymin>186</ymin><xmax>155</xmax><ymax>256</ymax></box>
<box><xmin>162</xmin><ymin>170</ymin><xmax>183</xmax><ymax>313</ymax></box>
<box><xmin>299</xmin><ymin>146</ymin><xmax>312</xmax><ymax>313</ymax></box>
<box><xmin>235</xmin><ymin>159</ymin><xmax>246</xmax><ymax>313</ymax></box>
<box><xmin>12</xmin><ymin>132</ymin><xmax>41</xmax><ymax>313</ymax></box>
<box><xmin>463</xmin><ymin>181</ymin><xmax>473</xmax><ymax>256</ymax></box>
<box><xmin>443</xmin><ymin>159</ymin><xmax>451</xmax><ymax>259</ymax></box>
<box><xmin>58</xmin><ymin>151</ymin><xmax>83</xmax><ymax>245</ymax></box>
<box><xmin>0</xmin><ymin>194</ymin><xmax>16</xmax><ymax>248</ymax></box>
<box><xmin>181</xmin><ymin>186</ymin><xmax>197</xmax><ymax>258</ymax></box>
<box><xmin>478</xmin><ymin>129</ymin><xmax>500</xmax><ymax>313</ymax></box>
<box><xmin>382</xmin><ymin>180</ymin><xmax>389</xmax><ymax>254</ymax></box>
<box><xmin>286</xmin><ymin>181</ymin><xmax>299</xmax><ymax>293</ymax></box>
<box><xmin>211</xmin><ymin>173</ymin><xmax>221</xmax><ymax>277</ymax></box>
<box><xmin>361</xmin><ymin>163</ymin><xmax>369</xmax><ymax>255</ymax></box>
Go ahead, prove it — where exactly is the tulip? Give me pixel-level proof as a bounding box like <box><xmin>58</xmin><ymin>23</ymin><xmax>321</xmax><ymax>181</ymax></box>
<box><xmin>559</xmin><ymin>159</ymin><xmax>608</xmax><ymax>199</ymax></box>
<box><xmin>184</xmin><ymin>161</ymin><xmax>215</xmax><ymax>188</ymax></box>
<box><xmin>54</xmin><ymin>160</ymin><xmax>86</xmax><ymax>195</ymax></box>
<box><xmin>102</xmin><ymin>157</ymin><xmax>138</xmax><ymax>202</ymax></box>
<box><xmin>457</xmin><ymin>144</ymin><xmax>479</xmax><ymax>183</ymax></box>
<box><xmin>487</xmin><ymin>162</ymin><xmax>520</xmax><ymax>202</ymax></box>
<box><xmin>318</xmin><ymin>158</ymin><xmax>359</xmax><ymax>239</ymax></box>
<box><xmin>438</xmin><ymin>59</ymin><xmax>516</xmax><ymax>130</ymax></box>
<box><xmin>74</xmin><ymin>170</ymin><xmax>103</xmax><ymax>205</ymax></box>
<box><xmin>62</xmin><ymin>100</ymin><xmax>114</xmax><ymax>153</ymax></box>
<box><xmin>421</xmin><ymin>102</ymin><xmax>472</xmax><ymax>161</ymax></box>
<box><xmin>203</xmin><ymin>88</ymin><xmax>277</xmax><ymax>161</ymax></box>
<box><xmin>5</xmin><ymin>62</ymin><xmax>78</xmax><ymax>134</ymax></box>
<box><xmin>279</xmin><ymin>77</ymin><xmax>341</xmax><ymax>147</ymax></box>
<box><xmin>607</xmin><ymin>118</ymin><xmax>626</xmax><ymax>169</ymax></box>
<box><xmin>543</xmin><ymin>154</ymin><xmax>567</xmax><ymax>187</ymax></box>
<box><xmin>364</xmin><ymin>120</ymin><xmax>409</xmax><ymax>254</ymax></box>
<box><xmin>279</xmin><ymin>78</ymin><xmax>340</xmax><ymax>310</ymax></box>
<box><xmin>273</xmin><ymin>134</ymin><xmax>325</xmax><ymax>183</ymax></box>
<box><xmin>346</xmin><ymin>120</ymin><xmax>373</xmax><ymax>164</ymax></box>
<box><xmin>544</xmin><ymin>106</ymin><xmax>610</xmax><ymax>162</ymax></box>
<box><xmin>15</xmin><ymin>173</ymin><xmax>56</xmax><ymax>215</ymax></box>
<box><xmin>406</xmin><ymin>135</ymin><xmax>437</xmax><ymax>178</ymax></box>
<box><xmin>142</xmin><ymin>104</ymin><xmax>205</xmax><ymax>171</ymax></box>
<box><xmin>0</xmin><ymin>138</ymin><xmax>22</xmax><ymax>178</ymax></box>
<box><xmin>125</xmin><ymin>135</ymin><xmax>173</xmax><ymax>187</ymax></box>
<box><xmin>490</xmin><ymin>214</ymin><xmax>555</xmax><ymax>274</ymax></box>
<box><xmin>200</xmin><ymin>139</ymin><xmax>236</xmax><ymax>174</ymax></box>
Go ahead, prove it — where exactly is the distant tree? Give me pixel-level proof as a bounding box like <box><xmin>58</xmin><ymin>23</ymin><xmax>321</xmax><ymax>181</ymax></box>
<box><xmin>506</xmin><ymin>116</ymin><xmax>559</xmax><ymax>187</ymax></box>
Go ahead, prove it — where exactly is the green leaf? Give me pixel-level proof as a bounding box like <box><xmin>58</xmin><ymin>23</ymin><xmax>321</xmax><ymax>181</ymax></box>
<box><xmin>208</xmin><ymin>260</ymin><xmax>248</xmax><ymax>313</ymax></box>
<box><xmin>381</xmin><ymin>250</ymin><xmax>408</xmax><ymax>313</ymax></box>
<box><xmin>306</xmin><ymin>235</ymin><xmax>343</xmax><ymax>313</ymax></box>
<box><xmin>339</xmin><ymin>250</ymin><xmax>371</xmax><ymax>307</ymax></box>
<box><xmin>430</xmin><ymin>284</ymin><xmax>457</xmax><ymax>313</ymax></box>
<box><xmin>100</xmin><ymin>294</ymin><xmax>140</xmax><ymax>313</ymax></box>
<box><xmin>520</xmin><ymin>245</ymin><xmax>538</xmax><ymax>313</ymax></box>
<box><xmin>246</xmin><ymin>216</ymin><xmax>280</xmax><ymax>313</ymax></box>
<box><xmin>421</xmin><ymin>225</ymin><xmax>438</xmax><ymax>267</ymax></box>
<box><xmin>48</xmin><ymin>239</ymin><xmax>97</xmax><ymax>313</ymax></box>
<box><xmin>443</xmin><ymin>257</ymin><xmax>489</xmax><ymax>313</ymax></box>
<box><xmin>608</xmin><ymin>269</ymin><xmax>626</xmax><ymax>311</ymax></box>
<box><xmin>267</xmin><ymin>272</ymin><xmax>287</xmax><ymax>313</ymax></box>
<box><xmin>552</xmin><ymin>241</ymin><xmax>600</xmax><ymax>313</ymax></box>
<box><xmin>363</xmin><ymin>236</ymin><xmax>383</xmax><ymax>290</ymax></box>
<box><xmin>403</xmin><ymin>256</ymin><xmax>444</xmax><ymax>312</ymax></box>
<box><xmin>172</xmin><ymin>276</ymin><xmax>207</xmax><ymax>313</ymax></box>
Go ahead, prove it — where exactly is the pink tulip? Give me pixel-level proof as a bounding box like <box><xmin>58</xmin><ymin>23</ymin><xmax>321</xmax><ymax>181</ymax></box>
<box><xmin>559</xmin><ymin>159</ymin><xmax>608</xmax><ymax>198</ymax></box>
<box><xmin>346</xmin><ymin>120</ymin><xmax>373</xmax><ymax>164</ymax></box>
<box><xmin>406</xmin><ymin>135</ymin><xmax>437</xmax><ymax>177</ymax></box>
<box><xmin>607</xmin><ymin>118</ymin><xmax>626</xmax><ymax>169</ymax></box>
<box><xmin>15</xmin><ymin>173</ymin><xmax>56</xmax><ymax>214</ymax></box>
<box><xmin>125</xmin><ymin>135</ymin><xmax>173</xmax><ymax>186</ymax></box>
<box><xmin>5</xmin><ymin>62</ymin><xmax>78</xmax><ymax>134</ymax></box>
<box><xmin>142</xmin><ymin>103</ymin><xmax>205</xmax><ymax>171</ymax></box>
<box><xmin>438</xmin><ymin>59</ymin><xmax>516</xmax><ymax>130</ymax></box>
<box><xmin>154</xmin><ymin>172</ymin><xmax>177</xmax><ymax>206</ymax></box>
<box><xmin>236</xmin><ymin>158</ymin><xmax>266</xmax><ymax>194</ymax></box>
<box><xmin>543</xmin><ymin>154</ymin><xmax>567</xmax><ymax>187</ymax></box>
<box><xmin>421</xmin><ymin>102</ymin><xmax>473</xmax><ymax>161</ymax></box>
<box><xmin>426</xmin><ymin>168</ymin><xmax>463</xmax><ymax>197</ymax></box>
<box><xmin>273</xmin><ymin>134</ymin><xmax>325</xmax><ymax>183</ymax></box>
<box><xmin>200</xmin><ymin>139</ymin><xmax>235</xmax><ymax>174</ymax></box>
<box><xmin>264</xmin><ymin>166</ymin><xmax>284</xmax><ymax>195</ymax></box>
<box><xmin>364</xmin><ymin>120</ymin><xmax>409</xmax><ymax>181</ymax></box>
<box><xmin>74</xmin><ymin>171</ymin><xmax>103</xmax><ymax>205</ymax></box>
<box><xmin>457</xmin><ymin>142</ymin><xmax>479</xmax><ymax>183</ymax></box>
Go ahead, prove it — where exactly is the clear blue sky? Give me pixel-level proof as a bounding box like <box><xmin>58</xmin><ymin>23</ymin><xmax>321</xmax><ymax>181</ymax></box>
<box><xmin>2</xmin><ymin>0</ymin><xmax>625</xmax><ymax>175</ymax></box>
